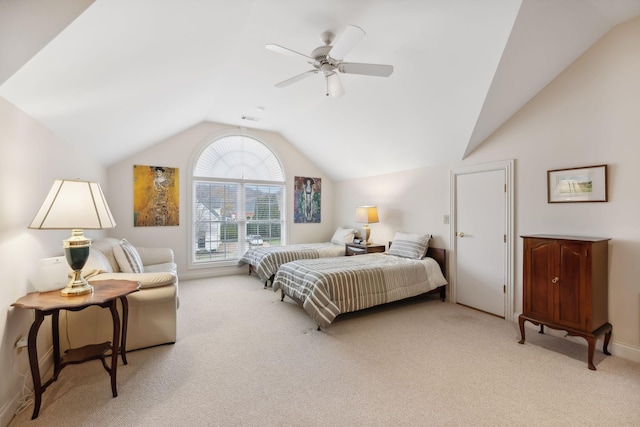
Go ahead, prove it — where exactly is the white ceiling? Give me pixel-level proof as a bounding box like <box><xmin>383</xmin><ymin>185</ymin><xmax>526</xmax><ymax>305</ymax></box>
<box><xmin>1</xmin><ymin>0</ymin><xmax>639</xmax><ymax>181</ymax></box>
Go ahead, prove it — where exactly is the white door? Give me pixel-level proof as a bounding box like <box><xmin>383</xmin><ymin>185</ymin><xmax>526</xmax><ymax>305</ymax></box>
<box><xmin>455</xmin><ymin>169</ymin><xmax>506</xmax><ymax>317</ymax></box>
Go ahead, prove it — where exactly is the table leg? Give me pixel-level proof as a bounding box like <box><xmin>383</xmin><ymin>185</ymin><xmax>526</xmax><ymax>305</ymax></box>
<box><xmin>28</xmin><ymin>311</ymin><xmax>45</xmax><ymax>420</ymax></box>
<box><xmin>119</xmin><ymin>296</ymin><xmax>129</xmax><ymax>365</ymax></box>
<box><xmin>109</xmin><ymin>301</ymin><xmax>120</xmax><ymax>398</ymax></box>
<box><xmin>51</xmin><ymin>310</ymin><xmax>61</xmax><ymax>380</ymax></box>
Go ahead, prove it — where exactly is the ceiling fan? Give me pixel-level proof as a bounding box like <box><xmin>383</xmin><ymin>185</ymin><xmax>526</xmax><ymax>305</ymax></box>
<box><xmin>265</xmin><ymin>25</ymin><xmax>394</xmax><ymax>97</ymax></box>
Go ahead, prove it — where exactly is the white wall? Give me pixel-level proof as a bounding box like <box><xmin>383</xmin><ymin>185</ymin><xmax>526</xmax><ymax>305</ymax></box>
<box><xmin>335</xmin><ymin>16</ymin><xmax>640</xmax><ymax>361</ymax></box>
<box><xmin>106</xmin><ymin>122</ymin><xmax>335</xmax><ymax>280</ymax></box>
<box><xmin>0</xmin><ymin>97</ymin><xmax>107</xmax><ymax>424</ymax></box>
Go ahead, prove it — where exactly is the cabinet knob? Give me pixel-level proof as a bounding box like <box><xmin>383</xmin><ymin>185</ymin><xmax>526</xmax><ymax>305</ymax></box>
<box><xmin>552</xmin><ymin>277</ymin><xmax>559</xmax><ymax>283</ymax></box>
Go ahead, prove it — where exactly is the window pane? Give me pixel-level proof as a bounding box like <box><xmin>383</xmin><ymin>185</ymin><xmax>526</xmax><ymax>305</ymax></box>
<box><xmin>194</xmin><ymin>136</ymin><xmax>284</xmax><ymax>181</ymax></box>
<box><xmin>194</xmin><ymin>181</ymin><xmax>239</xmax><ymax>262</ymax></box>
<box><xmin>245</xmin><ymin>185</ymin><xmax>283</xmax><ymax>247</ymax></box>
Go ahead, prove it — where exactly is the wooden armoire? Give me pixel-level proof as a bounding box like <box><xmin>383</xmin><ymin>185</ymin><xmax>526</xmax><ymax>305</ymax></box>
<box><xmin>518</xmin><ymin>235</ymin><xmax>612</xmax><ymax>370</ymax></box>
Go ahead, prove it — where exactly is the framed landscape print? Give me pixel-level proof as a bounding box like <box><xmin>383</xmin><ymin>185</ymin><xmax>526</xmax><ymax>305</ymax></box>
<box><xmin>547</xmin><ymin>164</ymin><xmax>607</xmax><ymax>203</ymax></box>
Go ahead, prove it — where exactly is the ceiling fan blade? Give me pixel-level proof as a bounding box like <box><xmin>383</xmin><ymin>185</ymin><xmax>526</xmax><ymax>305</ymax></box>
<box><xmin>338</xmin><ymin>62</ymin><xmax>394</xmax><ymax>77</ymax></box>
<box><xmin>275</xmin><ymin>70</ymin><xmax>318</xmax><ymax>87</ymax></box>
<box><xmin>265</xmin><ymin>44</ymin><xmax>314</xmax><ymax>63</ymax></box>
<box><xmin>328</xmin><ymin>25</ymin><xmax>365</xmax><ymax>60</ymax></box>
<box><xmin>327</xmin><ymin>73</ymin><xmax>345</xmax><ymax>97</ymax></box>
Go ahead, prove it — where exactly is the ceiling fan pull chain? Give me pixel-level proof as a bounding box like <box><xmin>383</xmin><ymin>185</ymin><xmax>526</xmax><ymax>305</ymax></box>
<box><xmin>325</xmin><ymin>76</ymin><xmax>329</xmax><ymax>97</ymax></box>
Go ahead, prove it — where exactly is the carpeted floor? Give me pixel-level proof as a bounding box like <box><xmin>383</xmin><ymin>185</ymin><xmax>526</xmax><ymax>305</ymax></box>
<box><xmin>8</xmin><ymin>274</ymin><xmax>640</xmax><ymax>426</ymax></box>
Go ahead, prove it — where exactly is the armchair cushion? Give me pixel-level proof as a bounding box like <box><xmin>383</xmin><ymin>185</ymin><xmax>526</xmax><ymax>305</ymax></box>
<box><xmin>88</xmin><ymin>271</ymin><xmax>175</xmax><ymax>288</ymax></box>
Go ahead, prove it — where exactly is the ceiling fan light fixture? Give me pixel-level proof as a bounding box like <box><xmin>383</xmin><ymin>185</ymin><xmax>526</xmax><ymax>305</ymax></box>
<box><xmin>327</xmin><ymin>74</ymin><xmax>344</xmax><ymax>98</ymax></box>
<box><xmin>320</xmin><ymin>63</ymin><xmax>334</xmax><ymax>75</ymax></box>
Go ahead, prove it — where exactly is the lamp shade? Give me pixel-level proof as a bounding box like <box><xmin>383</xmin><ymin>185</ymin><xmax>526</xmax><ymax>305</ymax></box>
<box><xmin>355</xmin><ymin>206</ymin><xmax>379</xmax><ymax>224</ymax></box>
<box><xmin>29</xmin><ymin>180</ymin><xmax>116</xmax><ymax>230</ymax></box>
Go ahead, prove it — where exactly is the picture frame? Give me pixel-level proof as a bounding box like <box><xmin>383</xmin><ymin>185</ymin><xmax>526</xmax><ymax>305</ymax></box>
<box><xmin>547</xmin><ymin>164</ymin><xmax>607</xmax><ymax>203</ymax></box>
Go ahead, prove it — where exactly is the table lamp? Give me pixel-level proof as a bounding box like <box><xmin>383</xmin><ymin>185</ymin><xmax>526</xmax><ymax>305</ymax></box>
<box><xmin>29</xmin><ymin>180</ymin><xmax>116</xmax><ymax>296</ymax></box>
<box><xmin>355</xmin><ymin>206</ymin><xmax>379</xmax><ymax>245</ymax></box>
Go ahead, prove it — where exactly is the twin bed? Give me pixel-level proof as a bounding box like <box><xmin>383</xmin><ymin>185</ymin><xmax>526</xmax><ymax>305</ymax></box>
<box><xmin>239</xmin><ymin>230</ymin><xmax>448</xmax><ymax>328</ymax></box>
<box><xmin>238</xmin><ymin>242</ymin><xmax>346</xmax><ymax>287</ymax></box>
<box><xmin>273</xmin><ymin>246</ymin><xmax>447</xmax><ymax>328</ymax></box>
<box><xmin>237</xmin><ymin>227</ymin><xmax>357</xmax><ymax>287</ymax></box>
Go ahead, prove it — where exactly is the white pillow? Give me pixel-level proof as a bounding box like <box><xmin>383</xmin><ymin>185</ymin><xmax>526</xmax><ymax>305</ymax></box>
<box><xmin>81</xmin><ymin>248</ymin><xmax>113</xmax><ymax>278</ymax></box>
<box><xmin>388</xmin><ymin>232</ymin><xmax>431</xmax><ymax>259</ymax></box>
<box><xmin>331</xmin><ymin>227</ymin><xmax>356</xmax><ymax>245</ymax></box>
<box><xmin>113</xmin><ymin>239</ymin><xmax>144</xmax><ymax>273</ymax></box>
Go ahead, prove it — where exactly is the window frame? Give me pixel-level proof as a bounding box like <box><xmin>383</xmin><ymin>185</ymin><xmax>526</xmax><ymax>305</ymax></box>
<box><xmin>188</xmin><ymin>132</ymin><xmax>286</xmax><ymax>269</ymax></box>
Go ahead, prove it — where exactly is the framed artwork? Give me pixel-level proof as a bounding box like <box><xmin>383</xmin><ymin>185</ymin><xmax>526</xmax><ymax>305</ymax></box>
<box><xmin>547</xmin><ymin>164</ymin><xmax>607</xmax><ymax>203</ymax></box>
<box><xmin>294</xmin><ymin>176</ymin><xmax>321</xmax><ymax>223</ymax></box>
<box><xmin>134</xmin><ymin>165</ymin><xmax>180</xmax><ymax>226</ymax></box>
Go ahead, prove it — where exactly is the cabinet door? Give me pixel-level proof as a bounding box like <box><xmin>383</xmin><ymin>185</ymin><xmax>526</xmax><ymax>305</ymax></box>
<box><xmin>554</xmin><ymin>240</ymin><xmax>588</xmax><ymax>330</ymax></box>
<box><xmin>523</xmin><ymin>238</ymin><xmax>554</xmax><ymax>322</ymax></box>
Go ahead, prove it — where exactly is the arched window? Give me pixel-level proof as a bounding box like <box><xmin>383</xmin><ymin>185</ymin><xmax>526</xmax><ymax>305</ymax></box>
<box><xmin>191</xmin><ymin>135</ymin><xmax>285</xmax><ymax>265</ymax></box>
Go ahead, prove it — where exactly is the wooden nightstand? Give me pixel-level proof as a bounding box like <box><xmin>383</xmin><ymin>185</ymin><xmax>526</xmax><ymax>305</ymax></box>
<box><xmin>345</xmin><ymin>242</ymin><xmax>386</xmax><ymax>256</ymax></box>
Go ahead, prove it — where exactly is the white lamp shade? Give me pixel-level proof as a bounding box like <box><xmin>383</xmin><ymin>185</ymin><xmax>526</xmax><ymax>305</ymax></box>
<box><xmin>29</xmin><ymin>180</ymin><xmax>116</xmax><ymax>230</ymax></box>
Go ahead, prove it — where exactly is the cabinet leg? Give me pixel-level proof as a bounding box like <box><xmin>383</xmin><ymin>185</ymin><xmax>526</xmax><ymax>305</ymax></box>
<box><xmin>538</xmin><ymin>324</ymin><xmax>544</xmax><ymax>334</ymax></box>
<box><xmin>586</xmin><ymin>336</ymin><xmax>596</xmax><ymax>371</ymax></box>
<box><xmin>518</xmin><ymin>315</ymin><xmax>526</xmax><ymax>344</ymax></box>
<box><xmin>603</xmin><ymin>328</ymin><xmax>612</xmax><ymax>356</ymax></box>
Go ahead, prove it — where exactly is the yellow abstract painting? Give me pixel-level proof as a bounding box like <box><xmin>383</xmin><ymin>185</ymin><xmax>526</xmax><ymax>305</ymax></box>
<box><xmin>133</xmin><ymin>165</ymin><xmax>179</xmax><ymax>226</ymax></box>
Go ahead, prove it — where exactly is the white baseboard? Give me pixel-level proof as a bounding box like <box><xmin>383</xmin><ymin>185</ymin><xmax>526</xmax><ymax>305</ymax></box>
<box><xmin>0</xmin><ymin>346</ymin><xmax>53</xmax><ymax>427</ymax></box>
<box><xmin>180</xmin><ymin>266</ymin><xmax>248</xmax><ymax>281</ymax></box>
<box><xmin>609</xmin><ymin>340</ymin><xmax>640</xmax><ymax>363</ymax></box>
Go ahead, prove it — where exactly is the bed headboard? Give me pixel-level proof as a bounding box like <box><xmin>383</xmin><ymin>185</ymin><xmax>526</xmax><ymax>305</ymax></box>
<box><xmin>388</xmin><ymin>241</ymin><xmax>447</xmax><ymax>278</ymax></box>
<box><xmin>426</xmin><ymin>247</ymin><xmax>446</xmax><ymax>278</ymax></box>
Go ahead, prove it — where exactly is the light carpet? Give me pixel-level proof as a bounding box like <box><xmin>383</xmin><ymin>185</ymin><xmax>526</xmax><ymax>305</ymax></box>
<box><xmin>8</xmin><ymin>274</ymin><xmax>640</xmax><ymax>426</ymax></box>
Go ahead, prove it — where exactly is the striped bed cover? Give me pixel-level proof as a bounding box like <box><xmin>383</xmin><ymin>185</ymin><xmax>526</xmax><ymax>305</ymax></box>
<box><xmin>273</xmin><ymin>253</ymin><xmax>448</xmax><ymax>328</ymax></box>
<box><xmin>238</xmin><ymin>242</ymin><xmax>345</xmax><ymax>282</ymax></box>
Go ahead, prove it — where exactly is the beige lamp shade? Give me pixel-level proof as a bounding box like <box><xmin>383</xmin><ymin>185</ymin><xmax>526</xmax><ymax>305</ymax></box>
<box><xmin>355</xmin><ymin>206</ymin><xmax>379</xmax><ymax>224</ymax></box>
<box><xmin>29</xmin><ymin>180</ymin><xmax>116</xmax><ymax>230</ymax></box>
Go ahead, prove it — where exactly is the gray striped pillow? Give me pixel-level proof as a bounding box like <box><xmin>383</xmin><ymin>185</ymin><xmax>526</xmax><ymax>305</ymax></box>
<box><xmin>113</xmin><ymin>239</ymin><xmax>144</xmax><ymax>273</ymax></box>
<box><xmin>388</xmin><ymin>232</ymin><xmax>431</xmax><ymax>259</ymax></box>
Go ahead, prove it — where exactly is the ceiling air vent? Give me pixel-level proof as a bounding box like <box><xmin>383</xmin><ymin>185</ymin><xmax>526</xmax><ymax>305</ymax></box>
<box><xmin>241</xmin><ymin>115</ymin><xmax>260</xmax><ymax>122</ymax></box>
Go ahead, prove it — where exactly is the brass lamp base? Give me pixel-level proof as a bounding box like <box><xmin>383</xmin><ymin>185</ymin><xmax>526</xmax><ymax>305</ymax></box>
<box><xmin>60</xmin><ymin>270</ymin><xmax>94</xmax><ymax>296</ymax></box>
<box><xmin>61</xmin><ymin>230</ymin><xmax>93</xmax><ymax>296</ymax></box>
<box><xmin>362</xmin><ymin>224</ymin><xmax>371</xmax><ymax>245</ymax></box>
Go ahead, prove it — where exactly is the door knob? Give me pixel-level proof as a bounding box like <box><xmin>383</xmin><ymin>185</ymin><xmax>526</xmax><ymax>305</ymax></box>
<box><xmin>457</xmin><ymin>232</ymin><xmax>465</xmax><ymax>238</ymax></box>
<box><xmin>552</xmin><ymin>277</ymin><xmax>559</xmax><ymax>283</ymax></box>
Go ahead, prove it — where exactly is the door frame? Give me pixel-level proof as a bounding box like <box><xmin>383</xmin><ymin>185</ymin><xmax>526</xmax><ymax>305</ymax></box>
<box><xmin>450</xmin><ymin>160</ymin><xmax>515</xmax><ymax>322</ymax></box>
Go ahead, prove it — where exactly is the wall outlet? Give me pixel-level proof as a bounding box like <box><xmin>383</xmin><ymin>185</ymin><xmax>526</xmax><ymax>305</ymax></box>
<box><xmin>443</xmin><ymin>215</ymin><xmax>450</xmax><ymax>225</ymax></box>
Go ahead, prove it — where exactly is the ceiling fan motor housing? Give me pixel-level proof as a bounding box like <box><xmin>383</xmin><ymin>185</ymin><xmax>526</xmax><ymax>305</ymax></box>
<box><xmin>311</xmin><ymin>46</ymin><xmax>338</xmax><ymax>74</ymax></box>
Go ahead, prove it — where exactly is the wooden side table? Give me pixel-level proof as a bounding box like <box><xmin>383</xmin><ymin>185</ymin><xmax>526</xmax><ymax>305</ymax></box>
<box><xmin>12</xmin><ymin>279</ymin><xmax>140</xmax><ymax>419</ymax></box>
<box><xmin>345</xmin><ymin>242</ymin><xmax>386</xmax><ymax>256</ymax></box>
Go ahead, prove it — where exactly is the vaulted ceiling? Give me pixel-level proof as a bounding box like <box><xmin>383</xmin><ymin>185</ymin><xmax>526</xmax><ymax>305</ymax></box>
<box><xmin>2</xmin><ymin>0</ymin><xmax>639</xmax><ymax>181</ymax></box>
